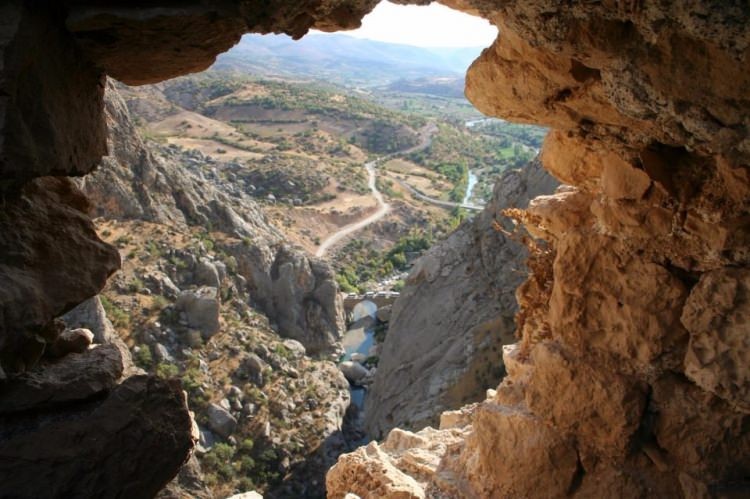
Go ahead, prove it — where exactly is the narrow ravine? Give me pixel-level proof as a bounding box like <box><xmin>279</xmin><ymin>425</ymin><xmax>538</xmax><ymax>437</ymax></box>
<box><xmin>337</xmin><ymin>300</ymin><xmax>382</xmax><ymax>448</ymax></box>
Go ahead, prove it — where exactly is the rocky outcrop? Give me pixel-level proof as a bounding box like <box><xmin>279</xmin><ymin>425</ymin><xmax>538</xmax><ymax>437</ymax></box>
<box><xmin>81</xmin><ymin>80</ymin><xmax>278</xmax><ymax>239</ymax></box>
<box><xmin>330</xmin><ymin>1</ymin><xmax>750</xmax><ymax>498</ymax></box>
<box><xmin>366</xmin><ymin>158</ymin><xmax>557</xmax><ymax>437</ymax></box>
<box><xmin>0</xmin><ymin>177</ymin><xmax>120</xmax><ymax>372</ymax></box>
<box><xmin>228</xmin><ymin>243</ymin><xmax>345</xmax><ymax>355</ymax></box>
<box><xmin>175</xmin><ymin>287</ymin><xmax>222</xmax><ymax>339</ymax></box>
<box><xmin>62</xmin><ymin>295</ymin><xmax>116</xmax><ymax>344</ymax></box>
<box><xmin>0</xmin><ymin>340</ymin><xmax>195</xmax><ymax>498</ymax></box>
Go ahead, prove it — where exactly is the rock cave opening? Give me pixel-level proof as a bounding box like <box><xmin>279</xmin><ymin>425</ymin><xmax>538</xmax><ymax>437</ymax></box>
<box><xmin>1</xmin><ymin>1</ymin><xmax>749</xmax><ymax>499</ymax></box>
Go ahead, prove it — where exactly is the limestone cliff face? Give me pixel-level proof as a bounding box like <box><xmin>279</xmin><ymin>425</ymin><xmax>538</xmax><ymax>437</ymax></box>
<box><xmin>328</xmin><ymin>1</ymin><xmax>750</xmax><ymax>498</ymax></box>
<box><xmin>365</xmin><ymin>158</ymin><xmax>557</xmax><ymax>438</ymax></box>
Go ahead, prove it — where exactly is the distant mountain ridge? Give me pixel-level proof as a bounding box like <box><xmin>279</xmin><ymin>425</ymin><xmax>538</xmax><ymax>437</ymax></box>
<box><xmin>213</xmin><ymin>33</ymin><xmax>484</xmax><ymax>86</ymax></box>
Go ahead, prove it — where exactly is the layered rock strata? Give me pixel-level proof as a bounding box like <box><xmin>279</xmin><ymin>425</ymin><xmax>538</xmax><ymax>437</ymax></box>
<box><xmin>365</xmin><ymin>158</ymin><xmax>557</xmax><ymax>437</ymax></box>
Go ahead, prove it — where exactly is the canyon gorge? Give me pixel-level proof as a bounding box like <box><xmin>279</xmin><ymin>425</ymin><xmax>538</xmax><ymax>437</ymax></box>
<box><xmin>1</xmin><ymin>1</ymin><xmax>749</xmax><ymax>498</ymax></box>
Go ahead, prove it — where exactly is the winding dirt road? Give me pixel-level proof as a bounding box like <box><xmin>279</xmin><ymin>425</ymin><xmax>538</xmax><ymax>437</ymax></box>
<box><xmin>315</xmin><ymin>158</ymin><xmax>389</xmax><ymax>257</ymax></box>
<box><xmin>315</xmin><ymin>123</ymin><xmax>437</xmax><ymax>258</ymax></box>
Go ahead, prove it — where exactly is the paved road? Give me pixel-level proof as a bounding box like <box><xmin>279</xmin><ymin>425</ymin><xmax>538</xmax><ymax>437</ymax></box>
<box><xmin>315</xmin><ymin>123</ymin><xmax>442</xmax><ymax>258</ymax></box>
<box><xmin>394</xmin><ymin>179</ymin><xmax>484</xmax><ymax>211</ymax></box>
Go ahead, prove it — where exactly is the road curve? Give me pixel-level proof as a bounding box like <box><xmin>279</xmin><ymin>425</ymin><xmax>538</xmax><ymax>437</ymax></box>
<box><xmin>314</xmin><ymin>123</ymin><xmax>438</xmax><ymax>258</ymax></box>
<box><xmin>315</xmin><ymin>159</ymin><xmax>389</xmax><ymax>257</ymax></box>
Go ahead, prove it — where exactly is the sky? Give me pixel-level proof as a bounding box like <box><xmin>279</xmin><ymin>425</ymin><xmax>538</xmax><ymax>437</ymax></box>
<box><xmin>313</xmin><ymin>1</ymin><xmax>498</xmax><ymax>48</ymax></box>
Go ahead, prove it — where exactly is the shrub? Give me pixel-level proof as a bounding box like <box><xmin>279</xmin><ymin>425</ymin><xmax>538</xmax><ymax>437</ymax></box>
<box><xmin>100</xmin><ymin>295</ymin><xmax>130</xmax><ymax>330</ymax></box>
<box><xmin>239</xmin><ymin>438</ymin><xmax>255</xmax><ymax>454</ymax></box>
<box><xmin>128</xmin><ymin>277</ymin><xmax>145</xmax><ymax>293</ymax></box>
<box><xmin>155</xmin><ymin>362</ymin><xmax>179</xmax><ymax>379</ymax></box>
<box><xmin>134</xmin><ymin>347</ymin><xmax>153</xmax><ymax>369</ymax></box>
<box><xmin>202</xmin><ymin>443</ymin><xmax>236</xmax><ymax>481</ymax></box>
<box><xmin>151</xmin><ymin>294</ymin><xmax>169</xmax><ymax>311</ymax></box>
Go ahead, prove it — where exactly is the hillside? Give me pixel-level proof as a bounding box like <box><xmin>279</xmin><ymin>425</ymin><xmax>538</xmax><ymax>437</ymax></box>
<box><xmin>214</xmin><ymin>33</ymin><xmax>480</xmax><ymax>87</ymax></box>
<box><xmin>114</xmin><ymin>71</ymin><xmax>538</xmax><ymax>292</ymax></box>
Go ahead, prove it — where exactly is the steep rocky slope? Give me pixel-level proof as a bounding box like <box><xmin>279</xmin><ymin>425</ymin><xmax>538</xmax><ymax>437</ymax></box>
<box><xmin>81</xmin><ymin>83</ymin><xmax>354</xmax><ymax>496</ymax></box>
<box><xmin>365</xmin><ymin>157</ymin><xmax>557</xmax><ymax>437</ymax></box>
<box><xmin>94</xmin><ymin>216</ymin><xmax>353</xmax><ymax>497</ymax></box>
<box><xmin>82</xmin><ymin>81</ymin><xmax>345</xmax><ymax>355</ymax></box>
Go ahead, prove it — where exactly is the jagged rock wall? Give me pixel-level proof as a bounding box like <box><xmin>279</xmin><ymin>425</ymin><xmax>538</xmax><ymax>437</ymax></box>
<box><xmin>365</xmin><ymin>158</ymin><xmax>557</xmax><ymax>438</ymax></box>
<box><xmin>329</xmin><ymin>1</ymin><xmax>750</xmax><ymax>498</ymax></box>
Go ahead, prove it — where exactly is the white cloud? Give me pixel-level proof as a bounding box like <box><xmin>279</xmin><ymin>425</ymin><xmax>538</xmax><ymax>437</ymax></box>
<box><xmin>314</xmin><ymin>1</ymin><xmax>497</xmax><ymax>48</ymax></box>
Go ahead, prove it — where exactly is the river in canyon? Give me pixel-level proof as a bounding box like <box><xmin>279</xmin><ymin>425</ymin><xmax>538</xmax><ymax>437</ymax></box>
<box><xmin>341</xmin><ymin>301</ymin><xmax>378</xmax><ymax>410</ymax></box>
<box><xmin>463</xmin><ymin>169</ymin><xmax>478</xmax><ymax>205</ymax></box>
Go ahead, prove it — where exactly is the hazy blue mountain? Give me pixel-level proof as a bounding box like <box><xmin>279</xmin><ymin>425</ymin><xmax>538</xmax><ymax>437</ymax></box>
<box><xmin>213</xmin><ymin>33</ymin><xmax>484</xmax><ymax>87</ymax></box>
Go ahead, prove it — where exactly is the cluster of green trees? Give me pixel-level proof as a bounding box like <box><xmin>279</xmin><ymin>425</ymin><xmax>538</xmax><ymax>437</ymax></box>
<box><xmin>201</xmin><ymin>439</ymin><xmax>280</xmax><ymax>491</ymax></box>
<box><xmin>434</xmin><ymin>161</ymin><xmax>469</xmax><ymax>202</ymax></box>
<box><xmin>336</xmin><ymin>232</ymin><xmax>433</xmax><ymax>292</ymax></box>
<box><xmin>473</xmin><ymin>120</ymin><xmax>547</xmax><ymax>149</ymax></box>
<box><xmin>356</xmin><ymin>119</ymin><xmax>419</xmax><ymax>154</ymax></box>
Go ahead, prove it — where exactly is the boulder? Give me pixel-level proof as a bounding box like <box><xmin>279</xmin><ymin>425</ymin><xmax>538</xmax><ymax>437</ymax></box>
<box><xmin>153</xmin><ymin>343</ymin><xmax>174</xmax><ymax>364</ymax></box>
<box><xmin>175</xmin><ymin>287</ymin><xmax>220</xmax><ymax>338</ymax></box>
<box><xmin>0</xmin><ymin>375</ymin><xmax>194</xmax><ymax>498</ymax></box>
<box><xmin>228</xmin><ymin>244</ymin><xmax>345</xmax><ymax>354</ymax></box>
<box><xmin>46</xmin><ymin>328</ymin><xmax>94</xmax><ymax>358</ymax></box>
<box><xmin>242</xmin><ymin>353</ymin><xmax>268</xmax><ymax>386</ymax></box>
<box><xmin>143</xmin><ymin>271</ymin><xmax>181</xmax><ymax>299</ymax></box>
<box><xmin>339</xmin><ymin>361</ymin><xmax>369</xmax><ymax>385</ymax></box>
<box><xmin>61</xmin><ymin>295</ymin><xmax>116</xmax><ymax>343</ymax></box>
<box><xmin>282</xmin><ymin>339</ymin><xmax>307</xmax><ymax>359</ymax></box>
<box><xmin>206</xmin><ymin>403</ymin><xmax>237</xmax><ymax>439</ymax></box>
<box><xmin>194</xmin><ymin>258</ymin><xmax>220</xmax><ymax>288</ymax></box>
<box><xmin>376</xmin><ymin>305</ymin><xmax>392</xmax><ymax>323</ymax></box>
<box><xmin>197</xmin><ymin>427</ymin><xmax>216</xmax><ymax>454</ymax></box>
